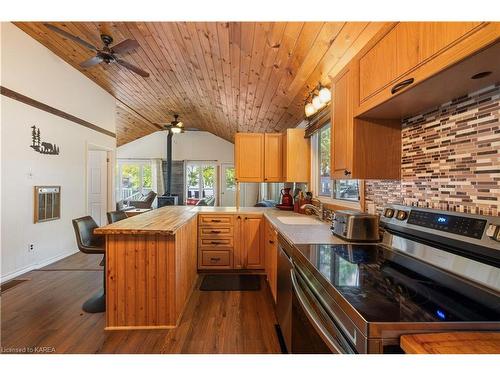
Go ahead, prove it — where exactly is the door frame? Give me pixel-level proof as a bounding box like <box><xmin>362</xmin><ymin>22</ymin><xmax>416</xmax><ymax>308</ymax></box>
<box><xmin>85</xmin><ymin>142</ymin><xmax>115</xmax><ymax>217</ymax></box>
<box><xmin>219</xmin><ymin>163</ymin><xmax>236</xmax><ymax>207</ymax></box>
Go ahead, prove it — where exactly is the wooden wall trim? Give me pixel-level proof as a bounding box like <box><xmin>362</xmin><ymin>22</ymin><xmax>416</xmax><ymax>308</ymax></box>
<box><xmin>1</xmin><ymin>86</ymin><xmax>116</xmax><ymax>139</ymax></box>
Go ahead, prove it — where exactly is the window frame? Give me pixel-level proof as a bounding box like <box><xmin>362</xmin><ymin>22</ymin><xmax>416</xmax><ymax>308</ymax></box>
<box><xmin>116</xmin><ymin>159</ymin><xmax>153</xmax><ymax>202</ymax></box>
<box><xmin>310</xmin><ymin>124</ymin><xmax>363</xmax><ymax>210</ymax></box>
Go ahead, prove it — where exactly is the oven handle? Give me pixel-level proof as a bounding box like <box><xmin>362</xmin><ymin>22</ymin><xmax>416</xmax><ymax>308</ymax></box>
<box><xmin>291</xmin><ymin>269</ymin><xmax>354</xmax><ymax>354</ymax></box>
<box><xmin>294</xmin><ymin>264</ymin><xmax>357</xmax><ymax>344</ymax></box>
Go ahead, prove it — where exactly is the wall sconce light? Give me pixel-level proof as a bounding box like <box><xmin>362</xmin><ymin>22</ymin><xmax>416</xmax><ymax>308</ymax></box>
<box><xmin>304</xmin><ymin>83</ymin><xmax>331</xmax><ymax>118</ymax></box>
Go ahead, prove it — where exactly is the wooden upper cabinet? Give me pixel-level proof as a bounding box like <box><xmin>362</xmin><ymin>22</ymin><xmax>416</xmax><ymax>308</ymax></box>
<box><xmin>331</xmin><ymin>69</ymin><xmax>353</xmax><ymax>178</ymax></box>
<box><xmin>283</xmin><ymin>128</ymin><xmax>310</xmax><ymax>183</ymax></box>
<box><xmin>264</xmin><ymin>133</ymin><xmax>283</xmax><ymax>182</ymax></box>
<box><xmin>359</xmin><ymin>22</ymin><xmax>487</xmax><ymax>105</ymax></box>
<box><xmin>235</xmin><ymin>133</ymin><xmax>264</xmax><ymax>182</ymax></box>
<box><xmin>418</xmin><ymin>22</ymin><xmax>481</xmax><ymax>62</ymax></box>
<box><xmin>331</xmin><ymin>63</ymin><xmax>401</xmax><ymax>180</ymax></box>
<box><xmin>360</xmin><ymin>23</ymin><xmax>419</xmax><ymax>102</ymax></box>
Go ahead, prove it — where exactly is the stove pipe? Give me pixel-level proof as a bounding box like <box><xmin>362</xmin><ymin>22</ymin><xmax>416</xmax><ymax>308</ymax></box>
<box><xmin>166</xmin><ymin>131</ymin><xmax>173</xmax><ymax>196</ymax></box>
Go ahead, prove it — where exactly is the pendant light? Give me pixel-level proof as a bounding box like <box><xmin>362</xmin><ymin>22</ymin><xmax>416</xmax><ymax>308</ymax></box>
<box><xmin>319</xmin><ymin>86</ymin><xmax>331</xmax><ymax>103</ymax></box>
<box><xmin>305</xmin><ymin>102</ymin><xmax>316</xmax><ymax>117</ymax></box>
<box><xmin>312</xmin><ymin>95</ymin><xmax>324</xmax><ymax>110</ymax></box>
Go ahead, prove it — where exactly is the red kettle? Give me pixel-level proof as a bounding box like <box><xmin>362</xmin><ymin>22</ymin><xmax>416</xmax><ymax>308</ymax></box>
<box><xmin>280</xmin><ymin>188</ymin><xmax>293</xmax><ymax>206</ymax></box>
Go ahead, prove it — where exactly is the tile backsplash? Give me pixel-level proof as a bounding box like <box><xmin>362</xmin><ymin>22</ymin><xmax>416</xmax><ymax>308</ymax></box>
<box><xmin>365</xmin><ymin>84</ymin><xmax>499</xmax><ymax>217</ymax></box>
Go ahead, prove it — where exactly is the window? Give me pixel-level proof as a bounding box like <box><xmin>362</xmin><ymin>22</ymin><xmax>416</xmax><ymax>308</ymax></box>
<box><xmin>116</xmin><ymin>160</ymin><xmax>153</xmax><ymax>202</ymax></box>
<box><xmin>318</xmin><ymin>125</ymin><xmax>332</xmax><ymax>196</ymax></box>
<box><xmin>312</xmin><ymin>123</ymin><xmax>360</xmax><ymax>204</ymax></box>
<box><xmin>185</xmin><ymin>161</ymin><xmax>217</xmax><ymax>206</ymax></box>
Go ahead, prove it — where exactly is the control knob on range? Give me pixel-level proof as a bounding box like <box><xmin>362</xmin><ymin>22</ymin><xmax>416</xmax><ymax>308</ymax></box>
<box><xmin>384</xmin><ymin>208</ymin><xmax>395</xmax><ymax>218</ymax></box>
<box><xmin>396</xmin><ymin>210</ymin><xmax>408</xmax><ymax>221</ymax></box>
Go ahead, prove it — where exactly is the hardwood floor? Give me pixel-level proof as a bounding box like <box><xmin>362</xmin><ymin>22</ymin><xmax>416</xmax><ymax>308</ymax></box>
<box><xmin>1</xmin><ymin>253</ymin><xmax>281</xmax><ymax>354</ymax></box>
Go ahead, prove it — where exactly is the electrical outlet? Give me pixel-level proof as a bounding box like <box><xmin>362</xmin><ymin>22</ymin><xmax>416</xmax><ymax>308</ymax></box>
<box><xmin>28</xmin><ymin>243</ymin><xmax>34</xmax><ymax>253</ymax></box>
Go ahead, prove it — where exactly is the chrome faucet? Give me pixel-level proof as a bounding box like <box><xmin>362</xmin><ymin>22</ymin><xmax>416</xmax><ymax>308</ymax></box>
<box><xmin>300</xmin><ymin>200</ymin><xmax>324</xmax><ymax>220</ymax></box>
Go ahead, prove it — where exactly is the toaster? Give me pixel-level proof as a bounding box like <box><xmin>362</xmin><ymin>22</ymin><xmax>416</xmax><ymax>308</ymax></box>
<box><xmin>331</xmin><ymin>210</ymin><xmax>380</xmax><ymax>242</ymax></box>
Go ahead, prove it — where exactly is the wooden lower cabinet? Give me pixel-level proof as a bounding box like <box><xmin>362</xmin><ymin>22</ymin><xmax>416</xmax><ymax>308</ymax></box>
<box><xmin>234</xmin><ymin>214</ymin><xmax>265</xmax><ymax>270</ymax></box>
<box><xmin>264</xmin><ymin>219</ymin><xmax>278</xmax><ymax>303</ymax></box>
<box><xmin>198</xmin><ymin>214</ymin><xmax>235</xmax><ymax>270</ymax></box>
<box><xmin>197</xmin><ymin>213</ymin><xmax>265</xmax><ymax>271</ymax></box>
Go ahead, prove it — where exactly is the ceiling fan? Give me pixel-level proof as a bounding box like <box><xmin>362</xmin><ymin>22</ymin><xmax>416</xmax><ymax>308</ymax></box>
<box><xmin>43</xmin><ymin>23</ymin><xmax>150</xmax><ymax>78</ymax></box>
<box><xmin>158</xmin><ymin>114</ymin><xmax>200</xmax><ymax>134</ymax></box>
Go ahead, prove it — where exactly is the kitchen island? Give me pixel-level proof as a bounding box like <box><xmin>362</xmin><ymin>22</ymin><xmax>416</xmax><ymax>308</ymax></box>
<box><xmin>94</xmin><ymin>206</ymin><xmax>198</xmax><ymax>330</ymax></box>
<box><xmin>94</xmin><ymin>205</ymin><xmax>344</xmax><ymax>330</ymax></box>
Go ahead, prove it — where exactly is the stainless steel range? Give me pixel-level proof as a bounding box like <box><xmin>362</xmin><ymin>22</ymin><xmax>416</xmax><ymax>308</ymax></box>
<box><xmin>289</xmin><ymin>205</ymin><xmax>500</xmax><ymax>354</ymax></box>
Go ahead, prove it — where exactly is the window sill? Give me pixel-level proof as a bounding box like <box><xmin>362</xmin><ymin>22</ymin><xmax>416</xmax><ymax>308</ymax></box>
<box><xmin>316</xmin><ymin>196</ymin><xmax>362</xmax><ymax>211</ymax></box>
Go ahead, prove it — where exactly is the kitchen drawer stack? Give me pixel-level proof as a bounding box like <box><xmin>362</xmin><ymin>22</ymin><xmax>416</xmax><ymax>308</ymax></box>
<box><xmin>198</xmin><ymin>214</ymin><xmax>235</xmax><ymax>269</ymax></box>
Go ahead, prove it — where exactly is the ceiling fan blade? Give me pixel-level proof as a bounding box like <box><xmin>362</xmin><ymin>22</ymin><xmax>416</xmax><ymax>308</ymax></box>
<box><xmin>80</xmin><ymin>55</ymin><xmax>104</xmax><ymax>68</ymax></box>
<box><xmin>115</xmin><ymin>58</ymin><xmax>150</xmax><ymax>78</ymax></box>
<box><xmin>44</xmin><ymin>23</ymin><xmax>99</xmax><ymax>51</ymax></box>
<box><xmin>111</xmin><ymin>39</ymin><xmax>140</xmax><ymax>54</ymax></box>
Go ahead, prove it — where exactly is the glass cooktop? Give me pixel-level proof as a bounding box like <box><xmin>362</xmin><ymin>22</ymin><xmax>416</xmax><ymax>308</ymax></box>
<box><xmin>293</xmin><ymin>244</ymin><xmax>500</xmax><ymax>323</ymax></box>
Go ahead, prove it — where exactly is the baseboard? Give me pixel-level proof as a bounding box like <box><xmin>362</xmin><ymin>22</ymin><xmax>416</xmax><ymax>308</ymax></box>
<box><xmin>0</xmin><ymin>249</ymin><xmax>79</xmax><ymax>283</ymax></box>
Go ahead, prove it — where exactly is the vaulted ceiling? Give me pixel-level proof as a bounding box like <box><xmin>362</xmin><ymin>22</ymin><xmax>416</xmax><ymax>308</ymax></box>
<box><xmin>15</xmin><ymin>22</ymin><xmax>390</xmax><ymax>145</ymax></box>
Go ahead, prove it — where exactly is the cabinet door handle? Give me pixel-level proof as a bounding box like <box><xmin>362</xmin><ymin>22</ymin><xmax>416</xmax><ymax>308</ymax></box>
<box><xmin>269</xmin><ymin>240</ymin><xmax>274</xmax><ymax>244</ymax></box>
<box><xmin>237</xmin><ymin>215</ymin><xmax>241</xmax><ymax>220</ymax></box>
<box><xmin>391</xmin><ymin>78</ymin><xmax>414</xmax><ymax>95</ymax></box>
<box><xmin>211</xmin><ymin>230</ymin><xmax>221</xmax><ymax>234</ymax></box>
<box><xmin>344</xmin><ymin>169</ymin><xmax>351</xmax><ymax>176</ymax></box>
<box><xmin>245</xmin><ymin>217</ymin><xmax>248</xmax><ymax>220</ymax></box>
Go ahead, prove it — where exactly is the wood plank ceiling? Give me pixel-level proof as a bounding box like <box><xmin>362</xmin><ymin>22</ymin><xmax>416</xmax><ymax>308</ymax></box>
<box><xmin>14</xmin><ymin>22</ymin><xmax>389</xmax><ymax>146</ymax></box>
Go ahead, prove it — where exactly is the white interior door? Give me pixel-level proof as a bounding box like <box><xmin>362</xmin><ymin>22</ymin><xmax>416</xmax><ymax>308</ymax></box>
<box><xmin>87</xmin><ymin>150</ymin><xmax>108</xmax><ymax>226</ymax></box>
<box><xmin>220</xmin><ymin>164</ymin><xmax>236</xmax><ymax>207</ymax></box>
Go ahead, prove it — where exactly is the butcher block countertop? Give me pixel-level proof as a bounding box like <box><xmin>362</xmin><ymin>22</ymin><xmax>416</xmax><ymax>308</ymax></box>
<box><xmin>94</xmin><ymin>205</ymin><xmax>345</xmax><ymax>245</ymax></box>
<box><xmin>401</xmin><ymin>332</ymin><xmax>500</xmax><ymax>354</ymax></box>
<box><xmin>94</xmin><ymin>206</ymin><xmax>197</xmax><ymax>235</ymax></box>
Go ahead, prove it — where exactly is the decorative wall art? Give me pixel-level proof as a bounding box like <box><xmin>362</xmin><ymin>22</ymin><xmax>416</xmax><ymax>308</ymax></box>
<box><xmin>30</xmin><ymin>125</ymin><xmax>60</xmax><ymax>155</ymax></box>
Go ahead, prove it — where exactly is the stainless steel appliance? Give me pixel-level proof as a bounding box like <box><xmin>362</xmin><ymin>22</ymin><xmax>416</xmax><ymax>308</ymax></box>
<box><xmin>276</xmin><ymin>234</ymin><xmax>294</xmax><ymax>352</ymax></box>
<box><xmin>292</xmin><ymin>205</ymin><xmax>500</xmax><ymax>354</ymax></box>
<box><xmin>331</xmin><ymin>210</ymin><xmax>380</xmax><ymax>242</ymax></box>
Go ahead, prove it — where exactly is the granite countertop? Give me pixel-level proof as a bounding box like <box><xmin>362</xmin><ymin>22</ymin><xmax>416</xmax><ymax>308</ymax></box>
<box><xmin>95</xmin><ymin>205</ymin><xmax>344</xmax><ymax>244</ymax></box>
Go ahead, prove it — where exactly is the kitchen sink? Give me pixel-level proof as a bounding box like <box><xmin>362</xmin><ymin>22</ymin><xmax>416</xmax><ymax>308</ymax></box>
<box><xmin>276</xmin><ymin>216</ymin><xmax>323</xmax><ymax>225</ymax></box>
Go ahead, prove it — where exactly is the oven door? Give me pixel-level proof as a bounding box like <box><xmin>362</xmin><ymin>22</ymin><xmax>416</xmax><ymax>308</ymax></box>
<box><xmin>291</xmin><ymin>268</ymin><xmax>356</xmax><ymax>354</ymax></box>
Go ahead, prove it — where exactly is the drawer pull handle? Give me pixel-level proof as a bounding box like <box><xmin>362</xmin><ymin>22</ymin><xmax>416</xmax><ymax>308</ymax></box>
<box><xmin>211</xmin><ymin>230</ymin><xmax>221</xmax><ymax>233</ymax></box>
<box><xmin>391</xmin><ymin>78</ymin><xmax>414</xmax><ymax>95</ymax></box>
<box><xmin>210</xmin><ymin>257</ymin><xmax>221</xmax><ymax>262</ymax></box>
<box><xmin>344</xmin><ymin>169</ymin><xmax>351</xmax><ymax>176</ymax></box>
<box><xmin>211</xmin><ymin>241</ymin><xmax>223</xmax><ymax>245</ymax></box>
<box><xmin>211</xmin><ymin>219</ymin><xmax>222</xmax><ymax>222</ymax></box>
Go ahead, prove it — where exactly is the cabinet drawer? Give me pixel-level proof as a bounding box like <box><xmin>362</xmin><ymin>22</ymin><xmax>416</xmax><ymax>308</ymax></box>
<box><xmin>199</xmin><ymin>237</ymin><xmax>234</xmax><ymax>249</ymax></box>
<box><xmin>199</xmin><ymin>226</ymin><xmax>233</xmax><ymax>238</ymax></box>
<box><xmin>201</xmin><ymin>251</ymin><xmax>231</xmax><ymax>267</ymax></box>
<box><xmin>198</xmin><ymin>215</ymin><xmax>234</xmax><ymax>226</ymax></box>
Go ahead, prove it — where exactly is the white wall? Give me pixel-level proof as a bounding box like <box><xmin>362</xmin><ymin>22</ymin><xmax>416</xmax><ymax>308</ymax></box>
<box><xmin>117</xmin><ymin>130</ymin><xmax>234</xmax><ymax>162</ymax></box>
<box><xmin>1</xmin><ymin>23</ymin><xmax>117</xmax><ymax>281</ymax></box>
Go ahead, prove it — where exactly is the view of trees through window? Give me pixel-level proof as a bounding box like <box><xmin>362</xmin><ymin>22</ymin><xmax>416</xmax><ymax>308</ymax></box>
<box><xmin>186</xmin><ymin>162</ymin><xmax>216</xmax><ymax>206</ymax></box>
<box><xmin>118</xmin><ymin>162</ymin><xmax>152</xmax><ymax>202</ymax></box>
<box><xmin>319</xmin><ymin>124</ymin><xmax>332</xmax><ymax>196</ymax></box>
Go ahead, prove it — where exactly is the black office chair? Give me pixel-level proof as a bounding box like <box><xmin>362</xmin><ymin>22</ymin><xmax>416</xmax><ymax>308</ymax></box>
<box><xmin>72</xmin><ymin>216</ymin><xmax>106</xmax><ymax>313</ymax></box>
<box><xmin>107</xmin><ymin>210</ymin><xmax>128</xmax><ymax>224</ymax></box>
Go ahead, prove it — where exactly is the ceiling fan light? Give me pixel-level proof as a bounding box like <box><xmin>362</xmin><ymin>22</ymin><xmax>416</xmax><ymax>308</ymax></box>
<box><xmin>177</xmin><ymin>121</ymin><xmax>184</xmax><ymax>128</ymax></box>
<box><xmin>319</xmin><ymin>87</ymin><xmax>331</xmax><ymax>103</ymax></box>
<box><xmin>312</xmin><ymin>95</ymin><xmax>324</xmax><ymax>110</ymax></box>
<box><xmin>170</xmin><ymin>127</ymin><xmax>182</xmax><ymax>134</ymax></box>
<box><xmin>305</xmin><ymin>103</ymin><xmax>316</xmax><ymax>117</ymax></box>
